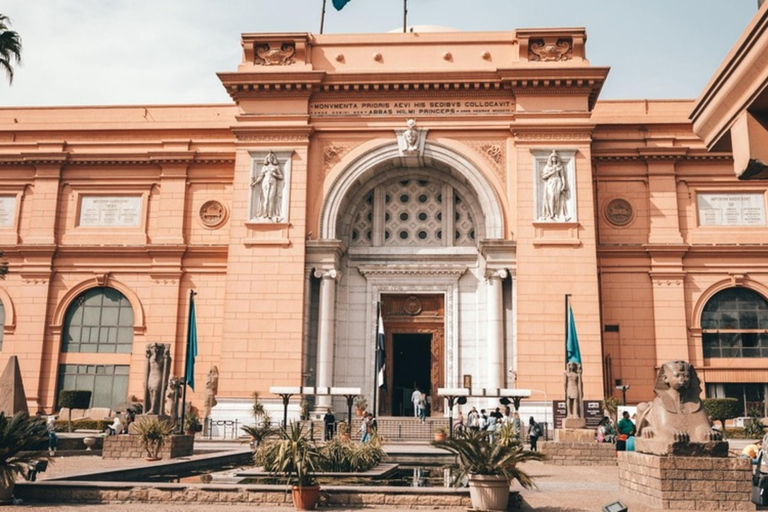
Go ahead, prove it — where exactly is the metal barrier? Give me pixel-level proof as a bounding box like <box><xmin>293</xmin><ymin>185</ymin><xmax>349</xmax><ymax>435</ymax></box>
<box><xmin>205</xmin><ymin>418</ymin><xmax>239</xmax><ymax>440</ymax></box>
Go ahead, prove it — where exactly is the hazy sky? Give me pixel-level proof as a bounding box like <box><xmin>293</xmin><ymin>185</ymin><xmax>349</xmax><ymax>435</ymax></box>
<box><xmin>0</xmin><ymin>0</ymin><xmax>760</xmax><ymax>107</ymax></box>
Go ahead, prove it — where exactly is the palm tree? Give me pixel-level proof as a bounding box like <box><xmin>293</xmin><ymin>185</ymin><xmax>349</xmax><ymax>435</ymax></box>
<box><xmin>0</xmin><ymin>14</ymin><xmax>22</xmax><ymax>84</ymax></box>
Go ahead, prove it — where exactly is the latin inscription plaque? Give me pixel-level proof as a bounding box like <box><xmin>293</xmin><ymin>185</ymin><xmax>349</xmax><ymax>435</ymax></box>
<box><xmin>310</xmin><ymin>98</ymin><xmax>514</xmax><ymax>118</ymax></box>
<box><xmin>697</xmin><ymin>193</ymin><xmax>766</xmax><ymax>227</ymax></box>
<box><xmin>0</xmin><ymin>196</ymin><xmax>16</xmax><ymax>228</ymax></box>
<box><xmin>79</xmin><ymin>196</ymin><xmax>142</xmax><ymax>227</ymax></box>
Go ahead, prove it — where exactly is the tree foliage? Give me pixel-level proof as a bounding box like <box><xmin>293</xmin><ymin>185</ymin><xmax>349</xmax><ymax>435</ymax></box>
<box><xmin>58</xmin><ymin>390</ymin><xmax>92</xmax><ymax>433</ymax></box>
<box><xmin>0</xmin><ymin>412</ymin><xmax>49</xmax><ymax>487</ymax></box>
<box><xmin>0</xmin><ymin>14</ymin><xmax>22</xmax><ymax>84</ymax></box>
<box><xmin>703</xmin><ymin>397</ymin><xmax>741</xmax><ymax>432</ymax></box>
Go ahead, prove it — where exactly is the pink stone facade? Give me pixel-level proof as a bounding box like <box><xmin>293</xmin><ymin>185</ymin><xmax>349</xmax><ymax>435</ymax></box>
<box><xmin>0</xmin><ymin>19</ymin><xmax>766</xmax><ymax>419</ymax></box>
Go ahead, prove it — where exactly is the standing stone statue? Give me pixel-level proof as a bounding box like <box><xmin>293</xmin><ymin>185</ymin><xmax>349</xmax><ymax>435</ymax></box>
<box><xmin>144</xmin><ymin>343</ymin><xmax>171</xmax><ymax>416</ymax></box>
<box><xmin>540</xmin><ymin>150</ymin><xmax>568</xmax><ymax>221</ymax></box>
<box><xmin>635</xmin><ymin>360</ymin><xmax>725</xmax><ymax>456</ymax></box>
<box><xmin>165</xmin><ymin>376</ymin><xmax>182</xmax><ymax>421</ymax></box>
<box><xmin>564</xmin><ymin>361</ymin><xmax>584</xmax><ymax>419</ymax></box>
<box><xmin>204</xmin><ymin>365</ymin><xmax>219</xmax><ymax>420</ymax></box>
<box><xmin>252</xmin><ymin>151</ymin><xmax>284</xmax><ymax>220</ymax></box>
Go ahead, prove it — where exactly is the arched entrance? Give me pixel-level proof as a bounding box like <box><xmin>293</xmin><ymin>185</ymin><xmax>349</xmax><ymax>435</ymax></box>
<box><xmin>380</xmin><ymin>294</ymin><xmax>444</xmax><ymax>416</ymax></box>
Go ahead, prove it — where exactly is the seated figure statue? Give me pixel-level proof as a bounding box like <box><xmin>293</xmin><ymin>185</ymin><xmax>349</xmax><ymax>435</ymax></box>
<box><xmin>635</xmin><ymin>360</ymin><xmax>726</xmax><ymax>456</ymax></box>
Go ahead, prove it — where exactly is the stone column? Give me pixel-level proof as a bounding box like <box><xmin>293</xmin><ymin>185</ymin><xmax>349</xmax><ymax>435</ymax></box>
<box><xmin>314</xmin><ymin>268</ymin><xmax>340</xmax><ymax>412</ymax></box>
<box><xmin>486</xmin><ymin>268</ymin><xmax>508</xmax><ymax>391</ymax></box>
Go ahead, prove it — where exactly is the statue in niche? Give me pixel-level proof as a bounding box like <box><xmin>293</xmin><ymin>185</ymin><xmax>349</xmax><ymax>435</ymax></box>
<box><xmin>540</xmin><ymin>150</ymin><xmax>569</xmax><ymax>221</ymax></box>
<box><xmin>635</xmin><ymin>360</ymin><xmax>725</xmax><ymax>456</ymax></box>
<box><xmin>204</xmin><ymin>365</ymin><xmax>219</xmax><ymax>419</ymax></box>
<box><xmin>144</xmin><ymin>343</ymin><xmax>171</xmax><ymax>416</ymax></box>
<box><xmin>403</xmin><ymin>118</ymin><xmax>419</xmax><ymax>153</ymax></box>
<box><xmin>564</xmin><ymin>362</ymin><xmax>583</xmax><ymax>419</ymax></box>
<box><xmin>252</xmin><ymin>151</ymin><xmax>284</xmax><ymax>220</ymax></box>
<box><xmin>165</xmin><ymin>376</ymin><xmax>182</xmax><ymax>421</ymax></box>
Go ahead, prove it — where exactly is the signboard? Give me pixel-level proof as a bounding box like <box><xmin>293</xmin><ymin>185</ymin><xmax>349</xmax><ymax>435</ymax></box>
<box><xmin>0</xmin><ymin>196</ymin><xmax>16</xmax><ymax>228</ymax></box>
<box><xmin>553</xmin><ymin>400</ymin><xmax>603</xmax><ymax>429</ymax></box>
<box><xmin>309</xmin><ymin>98</ymin><xmax>514</xmax><ymax>118</ymax></box>
<box><xmin>697</xmin><ymin>193</ymin><xmax>766</xmax><ymax>226</ymax></box>
<box><xmin>79</xmin><ymin>196</ymin><xmax>142</xmax><ymax>227</ymax></box>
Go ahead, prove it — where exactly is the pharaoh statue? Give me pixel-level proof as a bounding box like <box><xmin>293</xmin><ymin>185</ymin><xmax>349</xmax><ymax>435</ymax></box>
<box><xmin>564</xmin><ymin>362</ymin><xmax>584</xmax><ymax>419</ymax></box>
<box><xmin>144</xmin><ymin>343</ymin><xmax>171</xmax><ymax>416</ymax></box>
<box><xmin>203</xmin><ymin>365</ymin><xmax>219</xmax><ymax>419</ymax></box>
<box><xmin>540</xmin><ymin>150</ymin><xmax>569</xmax><ymax>221</ymax></box>
<box><xmin>165</xmin><ymin>376</ymin><xmax>182</xmax><ymax>421</ymax></box>
<box><xmin>635</xmin><ymin>360</ymin><xmax>726</xmax><ymax>456</ymax></box>
<box><xmin>252</xmin><ymin>151</ymin><xmax>284</xmax><ymax>220</ymax></box>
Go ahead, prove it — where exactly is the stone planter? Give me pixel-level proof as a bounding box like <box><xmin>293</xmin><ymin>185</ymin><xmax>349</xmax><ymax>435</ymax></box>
<box><xmin>82</xmin><ymin>436</ymin><xmax>97</xmax><ymax>451</ymax></box>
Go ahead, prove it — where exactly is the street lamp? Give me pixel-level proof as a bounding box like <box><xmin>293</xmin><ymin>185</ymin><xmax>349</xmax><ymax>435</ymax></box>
<box><xmin>437</xmin><ymin>388</ymin><xmax>469</xmax><ymax>437</ymax></box>
<box><xmin>616</xmin><ymin>384</ymin><xmax>630</xmax><ymax>405</ymax></box>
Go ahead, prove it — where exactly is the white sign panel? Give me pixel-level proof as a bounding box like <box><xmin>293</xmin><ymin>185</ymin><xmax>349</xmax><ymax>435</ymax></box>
<box><xmin>697</xmin><ymin>193</ymin><xmax>766</xmax><ymax>227</ymax></box>
<box><xmin>79</xmin><ymin>196</ymin><xmax>142</xmax><ymax>227</ymax></box>
<box><xmin>0</xmin><ymin>196</ymin><xmax>16</xmax><ymax>228</ymax></box>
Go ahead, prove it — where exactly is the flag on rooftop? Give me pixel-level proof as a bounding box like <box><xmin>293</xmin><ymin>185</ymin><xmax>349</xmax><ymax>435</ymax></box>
<box><xmin>332</xmin><ymin>0</ymin><xmax>351</xmax><ymax>10</ymax></box>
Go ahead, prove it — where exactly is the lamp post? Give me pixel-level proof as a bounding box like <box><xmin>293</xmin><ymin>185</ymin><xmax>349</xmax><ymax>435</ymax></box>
<box><xmin>270</xmin><ymin>386</ymin><xmax>301</xmax><ymax>430</ymax></box>
<box><xmin>437</xmin><ymin>388</ymin><xmax>469</xmax><ymax>437</ymax></box>
<box><xmin>616</xmin><ymin>384</ymin><xmax>630</xmax><ymax>405</ymax></box>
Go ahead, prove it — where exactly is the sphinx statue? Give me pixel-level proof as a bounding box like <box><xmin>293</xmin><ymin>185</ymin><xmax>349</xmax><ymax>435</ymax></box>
<box><xmin>635</xmin><ymin>360</ymin><xmax>726</xmax><ymax>456</ymax></box>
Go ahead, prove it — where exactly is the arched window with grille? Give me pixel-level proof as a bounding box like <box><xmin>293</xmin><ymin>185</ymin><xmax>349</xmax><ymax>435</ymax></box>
<box><xmin>58</xmin><ymin>287</ymin><xmax>133</xmax><ymax>409</ymax></box>
<box><xmin>701</xmin><ymin>288</ymin><xmax>768</xmax><ymax>358</ymax></box>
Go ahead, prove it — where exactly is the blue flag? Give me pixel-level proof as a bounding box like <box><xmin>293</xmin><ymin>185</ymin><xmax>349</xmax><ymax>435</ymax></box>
<box><xmin>185</xmin><ymin>292</ymin><xmax>199</xmax><ymax>391</ymax></box>
<box><xmin>332</xmin><ymin>0</ymin><xmax>351</xmax><ymax>10</ymax></box>
<box><xmin>377</xmin><ymin>304</ymin><xmax>386</xmax><ymax>389</ymax></box>
<box><xmin>566</xmin><ymin>304</ymin><xmax>582</xmax><ymax>364</ymax></box>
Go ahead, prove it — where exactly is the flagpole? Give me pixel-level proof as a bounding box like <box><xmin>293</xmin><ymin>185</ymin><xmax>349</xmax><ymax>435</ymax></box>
<box><xmin>403</xmin><ymin>0</ymin><xmax>408</xmax><ymax>33</ymax></box>
<box><xmin>564</xmin><ymin>294</ymin><xmax>571</xmax><ymax>365</ymax></box>
<box><xmin>320</xmin><ymin>0</ymin><xmax>326</xmax><ymax>34</ymax></box>
<box><xmin>373</xmin><ymin>302</ymin><xmax>380</xmax><ymax>416</ymax></box>
<box><xmin>180</xmin><ymin>289</ymin><xmax>197</xmax><ymax>434</ymax></box>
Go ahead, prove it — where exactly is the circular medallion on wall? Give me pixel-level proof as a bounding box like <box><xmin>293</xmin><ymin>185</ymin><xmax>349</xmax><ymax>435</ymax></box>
<box><xmin>403</xmin><ymin>295</ymin><xmax>423</xmax><ymax>316</ymax></box>
<box><xmin>605</xmin><ymin>198</ymin><xmax>633</xmax><ymax>227</ymax></box>
<box><xmin>199</xmin><ymin>200</ymin><xmax>228</xmax><ymax>228</ymax></box>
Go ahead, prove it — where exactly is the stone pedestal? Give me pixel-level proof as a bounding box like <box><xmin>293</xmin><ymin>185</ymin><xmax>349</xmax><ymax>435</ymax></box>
<box><xmin>540</xmin><ymin>440</ymin><xmax>617</xmax><ymax>466</ymax></box>
<box><xmin>618</xmin><ymin>451</ymin><xmax>753</xmax><ymax>510</ymax></box>
<box><xmin>102</xmin><ymin>434</ymin><xmax>194</xmax><ymax>460</ymax></box>
<box><xmin>554</xmin><ymin>428</ymin><xmax>594</xmax><ymax>443</ymax></box>
<box><xmin>634</xmin><ymin>437</ymin><xmax>728</xmax><ymax>457</ymax></box>
<box><xmin>562</xmin><ymin>417</ymin><xmax>586</xmax><ymax>429</ymax></box>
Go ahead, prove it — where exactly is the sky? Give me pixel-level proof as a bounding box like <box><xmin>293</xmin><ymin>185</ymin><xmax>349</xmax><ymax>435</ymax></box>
<box><xmin>0</xmin><ymin>0</ymin><xmax>761</xmax><ymax>107</ymax></box>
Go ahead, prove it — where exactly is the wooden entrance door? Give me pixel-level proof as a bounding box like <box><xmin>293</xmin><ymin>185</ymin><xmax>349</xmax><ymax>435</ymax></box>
<box><xmin>379</xmin><ymin>294</ymin><xmax>444</xmax><ymax>416</ymax></box>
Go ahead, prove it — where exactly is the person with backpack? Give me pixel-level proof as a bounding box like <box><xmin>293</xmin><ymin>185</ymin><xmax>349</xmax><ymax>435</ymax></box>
<box><xmin>479</xmin><ymin>409</ymin><xmax>489</xmax><ymax>431</ymax></box>
<box><xmin>528</xmin><ymin>416</ymin><xmax>543</xmax><ymax>451</ymax></box>
<box><xmin>467</xmin><ymin>407</ymin><xmax>480</xmax><ymax>433</ymax></box>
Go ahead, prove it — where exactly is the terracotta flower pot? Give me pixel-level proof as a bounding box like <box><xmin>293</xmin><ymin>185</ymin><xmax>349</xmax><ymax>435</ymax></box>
<box><xmin>434</xmin><ymin>432</ymin><xmax>447</xmax><ymax>442</ymax></box>
<box><xmin>291</xmin><ymin>484</ymin><xmax>320</xmax><ymax>511</ymax></box>
<box><xmin>468</xmin><ymin>474</ymin><xmax>510</xmax><ymax>512</ymax></box>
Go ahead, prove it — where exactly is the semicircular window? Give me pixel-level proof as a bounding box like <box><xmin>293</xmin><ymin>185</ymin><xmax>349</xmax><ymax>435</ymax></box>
<box><xmin>701</xmin><ymin>288</ymin><xmax>768</xmax><ymax>358</ymax></box>
<box><xmin>62</xmin><ymin>287</ymin><xmax>134</xmax><ymax>353</ymax></box>
<box><xmin>349</xmin><ymin>177</ymin><xmax>475</xmax><ymax>247</ymax></box>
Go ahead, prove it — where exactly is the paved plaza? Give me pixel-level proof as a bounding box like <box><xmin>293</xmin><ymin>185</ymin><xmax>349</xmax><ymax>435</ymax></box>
<box><xmin>8</xmin><ymin>439</ymin><xmax>756</xmax><ymax>511</ymax></box>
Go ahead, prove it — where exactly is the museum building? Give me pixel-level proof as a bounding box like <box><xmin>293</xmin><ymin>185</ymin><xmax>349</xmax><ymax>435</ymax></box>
<box><xmin>1</xmin><ymin>8</ymin><xmax>768</xmax><ymax>421</ymax></box>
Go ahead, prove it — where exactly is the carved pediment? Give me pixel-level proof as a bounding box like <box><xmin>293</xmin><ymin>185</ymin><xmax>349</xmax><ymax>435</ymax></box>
<box><xmin>529</xmin><ymin>38</ymin><xmax>572</xmax><ymax>62</ymax></box>
<box><xmin>255</xmin><ymin>42</ymin><xmax>296</xmax><ymax>66</ymax></box>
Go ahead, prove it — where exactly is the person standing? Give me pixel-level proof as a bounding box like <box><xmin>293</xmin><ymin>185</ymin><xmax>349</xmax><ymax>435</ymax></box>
<box><xmin>411</xmin><ymin>386</ymin><xmax>422</xmax><ymax>418</ymax></box>
<box><xmin>617</xmin><ymin>411</ymin><xmax>636</xmax><ymax>436</ymax></box>
<box><xmin>46</xmin><ymin>416</ymin><xmax>59</xmax><ymax>456</ymax></box>
<box><xmin>528</xmin><ymin>416</ymin><xmax>543</xmax><ymax>451</ymax></box>
<box><xmin>417</xmin><ymin>392</ymin><xmax>427</xmax><ymax>422</ymax></box>
<box><xmin>323</xmin><ymin>409</ymin><xmax>336</xmax><ymax>441</ymax></box>
<box><xmin>468</xmin><ymin>407</ymin><xmax>480</xmax><ymax>433</ymax></box>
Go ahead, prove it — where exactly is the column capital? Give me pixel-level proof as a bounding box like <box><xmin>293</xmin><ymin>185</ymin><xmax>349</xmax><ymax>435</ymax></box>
<box><xmin>485</xmin><ymin>268</ymin><xmax>508</xmax><ymax>281</ymax></box>
<box><xmin>314</xmin><ymin>268</ymin><xmax>341</xmax><ymax>281</ymax></box>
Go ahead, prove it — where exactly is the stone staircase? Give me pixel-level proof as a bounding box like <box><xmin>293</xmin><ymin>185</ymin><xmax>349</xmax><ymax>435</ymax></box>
<box><xmin>306</xmin><ymin>416</ymin><xmax>450</xmax><ymax>442</ymax></box>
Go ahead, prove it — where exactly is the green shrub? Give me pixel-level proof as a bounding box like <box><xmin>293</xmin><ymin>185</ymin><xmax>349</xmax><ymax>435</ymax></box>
<box><xmin>320</xmin><ymin>435</ymin><xmax>385</xmax><ymax>472</ymax></box>
<box><xmin>703</xmin><ymin>398</ymin><xmax>741</xmax><ymax>433</ymax></box>
<box><xmin>744</xmin><ymin>407</ymin><xmax>766</xmax><ymax>438</ymax></box>
<box><xmin>57</xmin><ymin>390</ymin><xmax>93</xmax><ymax>433</ymax></box>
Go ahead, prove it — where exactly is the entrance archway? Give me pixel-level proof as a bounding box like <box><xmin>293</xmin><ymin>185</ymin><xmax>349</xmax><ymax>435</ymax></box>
<box><xmin>380</xmin><ymin>294</ymin><xmax>444</xmax><ymax>416</ymax></box>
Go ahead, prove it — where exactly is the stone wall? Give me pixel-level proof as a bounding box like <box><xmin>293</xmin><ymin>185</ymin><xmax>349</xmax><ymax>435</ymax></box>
<box><xmin>540</xmin><ymin>441</ymin><xmax>617</xmax><ymax>466</ymax></box>
<box><xmin>102</xmin><ymin>434</ymin><xmax>194</xmax><ymax>460</ymax></box>
<box><xmin>15</xmin><ymin>482</ymin><xmax>472</xmax><ymax>509</ymax></box>
<box><xmin>618</xmin><ymin>451</ymin><xmax>753</xmax><ymax>510</ymax></box>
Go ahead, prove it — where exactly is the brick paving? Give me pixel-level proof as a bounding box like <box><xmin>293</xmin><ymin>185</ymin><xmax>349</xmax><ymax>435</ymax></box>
<box><xmin>6</xmin><ymin>439</ymin><xmax>759</xmax><ymax>511</ymax></box>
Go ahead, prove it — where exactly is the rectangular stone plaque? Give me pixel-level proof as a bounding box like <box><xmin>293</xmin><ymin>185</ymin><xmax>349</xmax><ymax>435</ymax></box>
<box><xmin>79</xmin><ymin>196</ymin><xmax>142</xmax><ymax>227</ymax></box>
<box><xmin>309</xmin><ymin>98</ymin><xmax>514</xmax><ymax>118</ymax></box>
<box><xmin>697</xmin><ymin>193</ymin><xmax>766</xmax><ymax>226</ymax></box>
<box><xmin>0</xmin><ymin>196</ymin><xmax>16</xmax><ymax>228</ymax></box>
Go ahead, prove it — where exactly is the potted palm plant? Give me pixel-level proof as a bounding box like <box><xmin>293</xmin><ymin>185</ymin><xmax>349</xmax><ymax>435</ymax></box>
<box><xmin>241</xmin><ymin>414</ymin><xmax>276</xmax><ymax>448</ymax></box>
<box><xmin>433</xmin><ymin>429</ymin><xmax>544</xmax><ymax>512</ymax></box>
<box><xmin>434</xmin><ymin>425</ymin><xmax>449</xmax><ymax>442</ymax></box>
<box><xmin>0</xmin><ymin>412</ymin><xmax>50</xmax><ymax>503</ymax></box>
<box><xmin>255</xmin><ymin>422</ymin><xmax>325</xmax><ymax>511</ymax></box>
<box><xmin>354</xmin><ymin>396</ymin><xmax>367</xmax><ymax>416</ymax></box>
<box><xmin>133</xmin><ymin>416</ymin><xmax>175</xmax><ymax>461</ymax></box>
